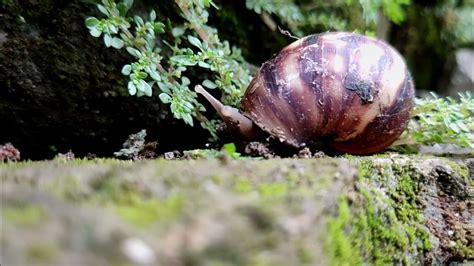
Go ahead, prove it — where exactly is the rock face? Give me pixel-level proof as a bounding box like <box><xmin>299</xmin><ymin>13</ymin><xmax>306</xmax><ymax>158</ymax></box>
<box><xmin>1</xmin><ymin>156</ymin><xmax>472</xmax><ymax>265</ymax></box>
<box><xmin>0</xmin><ymin>1</ymin><xmax>207</xmax><ymax>159</ymax></box>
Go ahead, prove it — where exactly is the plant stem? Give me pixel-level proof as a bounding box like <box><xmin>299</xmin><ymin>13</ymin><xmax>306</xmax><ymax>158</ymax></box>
<box><xmin>175</xmin><ymin>0</ymin><xmax>215</xmax><ymax>49</ymax></box>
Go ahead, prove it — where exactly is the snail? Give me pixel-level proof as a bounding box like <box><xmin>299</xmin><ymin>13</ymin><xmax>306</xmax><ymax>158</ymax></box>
<box><xmin>195</xmin><ymin>32</ymin><xmax>415</xmax><ymax>155</ymax></box>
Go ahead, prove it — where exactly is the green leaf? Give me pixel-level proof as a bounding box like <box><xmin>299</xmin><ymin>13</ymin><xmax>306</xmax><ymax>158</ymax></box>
<box><xmin>116</xmin><ymin>3</ymin><xmax>128</xmax><ymax>16</ymax></box>
<box><xmin>457</xmin><ymin>121</ymin><xmax>469</xmax><ymax>132</ymax></box>
<box><xmin>89</xmin><ymin>27</ymin><xmax>102</xmax><ymax>37</ymax></box>
<box><xmin>170</xmin><ymin>55</ymin><xmax>197</xmax><ymax>66</ymax></box>
<box><xmin>383</xmin><ymin>1</ymin><xmax>406</xmax><ymax>24</ymax></box>
<box><xmin>123</xmin><ymin>0</ymin><xmax>134</xmax><ymax>10</ymax></box>
<box><xmin>143</xmin><ymin>82</ymin><xmax>152</xmax><ymax>97</ymax></box>
<box><xmin>187</xmin><ymin>35</ymin><xmax>202</xmax><ymax>49</ymax></box>
<box><xmin>153</xmin><ymin>22</ymin><xmax>165</xmax><ymax>34</ymax></box>
<box><xmin>134</xmin><ymin>15</ymin><xmax>144</xmax><ymax>25</ymax></box>
<box><xmin>182</xmin><ymin>113</ymin><xmax>194</xmax><ymax>126</ymax></box>
<box><xmin>150</xmin><ymin>10</ymin><xmax>156</xmax><ymax>21</ymax></box>
<box><xmin>136</xmin><ymin>79</ymin><xmax>147</xmax><ymax>91</ymax></box>
<box><xmin>181</xmin><ymin>77</ymin><xmax>190</xmax><ymax>86</ymax></box>
<box><xmin>85</xmin><ymin>17</ymin><xmax>99</xmax><ymax>28</ymax></box>
<box><xmin>222</xmin><ymin>143</ymin><xmax>240</xmax><ymax>159</ymax></box>
<box><xmin>121</xmin><ymin>65</ymin><xmax>132</xmax><ymax>75</ymax></box>
<box><xmin>202</xmin><ymin>79</ymin><xmax>217</xmax><ymax>89</ymax></box>
<box><xmin>108</xmin><ymin>24</ymin><xmax>118</xmax><ymax>34</ymax></box>
<box><xmin>149</xmin><ymin>70</ymin><xmax>161</xmax><ymax>81</ymax></box>
<box><xmin>97</xmin><ymin>4</ymin><xmax>109</xmax><ymax>16</ymax></box>
<box><xmin>448</xmin><ymin>122</ymin><xmax>460</xmax><ymax>133</ymax></box>
<box><xmin>128</xmin><ymin>81</ymin><xmax>137</xmax><ymax>95</ymax></box>
<box><xmin>157</xmin><ymin>82</ymin><xmax>171</xmax><ymax>94</ymax></box>
<box><xmin>126</xmin><ymin>47</ymin><xmax>141</xmax><ymax>57</ymax></box>
<box><xmin>144</xmin><ymin>66</ymin><xmax>152</xmax><ymax>73</ymax></box>
<box><xmin>182</xmin><ymin>101</ymin><xmax>194</xmax><ymax>113</ymax></box>
<box><xmin>111</xmin><ymin>37</ymin><xmax>124</xmax><ymax>49</ymax></box>
<box><xmin>136</xmin><ymin>71</ymin><xmax>148</xmax><ymax>80</ymax></box>
<box><xmin>201</xmin><ymin>41</ymin><xmax>208</xmax><ymax>50</ymax></box>
<box><xmin>104</xmin><ymin>34</ymin><xmax>112</xmax><ymax>47</ymax></box>
<box><xmin>223</xmin><ymin>143</ymin><xmax>236</xmax><ymax>154</ymax></box>
<box><xmin>172</xmin><ymin>27</ymin><xmax>185</xmax><ymax>37</ymax></box>
<box><xmin>198</xmin><ymin>61</ymin><xmax>211</xmax><ymax>69</ymax></box>
<box><xmin>159</xmin><ymin>93</ymin><xmax>172</xmax><ymax>104</ymax></box>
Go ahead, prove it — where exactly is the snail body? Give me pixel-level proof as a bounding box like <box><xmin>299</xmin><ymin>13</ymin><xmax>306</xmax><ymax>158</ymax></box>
<box><xmin>196</xmin><ymin>32</ymin><xmax>415</xmax><ymax>155</ymax></box>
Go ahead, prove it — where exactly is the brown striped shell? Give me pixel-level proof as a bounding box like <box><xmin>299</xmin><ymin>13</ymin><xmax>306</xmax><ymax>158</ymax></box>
<box><xmin>240</xmin><ymin>32</ymin><xmax>415</xmax><ymax>155</ymax></box>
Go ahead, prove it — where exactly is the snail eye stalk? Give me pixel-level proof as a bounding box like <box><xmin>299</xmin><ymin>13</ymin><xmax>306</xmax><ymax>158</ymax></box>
<box><xmin>195</xmin><ymin>85</ymin><xmax>259</xmax><ymax>139</ymax></box>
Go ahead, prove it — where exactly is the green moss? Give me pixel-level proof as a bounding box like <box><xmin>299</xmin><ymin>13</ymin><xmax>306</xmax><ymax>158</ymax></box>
<box><xmin>287</xmin><ymin>173</ymin><xmax>300</xmax><ymax>186</ymax></box>
<box><xmin>325</xmin><ymin>160</ymin><xmax>432</xmax><ymax>265</ymax></box>
<box><xmin>90</xmin><ymin>169</ymin><xmax>142</xmax><ymax>203</ymax></box>
<box><xmin>26</xmin><ymin>243</ymin><xmax>58</xmax><ymax>263</ymax></box>
<box><xmin>445</xmin><ymin>160</ymin><xmax>469</xmax><ymax>178</ymax></box>
<box><xmin>257</xmin><ymin>183</ymin><xmax>288</xmax><ymax>199</ymax></box>
<box><xmin>48</xmin><ymin>175</ymin><xmax>84</xmax><ymax>201</ymax></box>
<box><xmin>326</xmin><ymin>198</ymin><xmax>362</xmax><ymax>266</ymax></box>
<box><xmin>114</xmin><ymin>194</ymin><xmax>184</xmax><ymax>227</ymax></box>
<box><xmin>296</xmin><ymin>243</ymin><xmax>314</xmax><ymax>264</ymax></box>
<box><xmin>40</xmin><ymin>160</ymin><xmax>188</xmax><ymax>228</ymax></box>
<box><xmin>4</xmin><ymin>205</ymin><xmax>46</xmax><ymax>226</ymax></box>
<box><xmin>452</xmin><ymin>239</ymin><xmax>474</xmax><ymax>259</ymax></box>
<box><xmin>234</xmin><ymin>179</ymin><xmax>253</xmax><ymax>194</ymax></box>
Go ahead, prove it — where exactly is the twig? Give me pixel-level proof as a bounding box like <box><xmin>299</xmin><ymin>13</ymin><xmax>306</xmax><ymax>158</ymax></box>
<box><xmin>175</xmin><ymin>0</ymin><xmax>215</xmax><ymax>49</ymax></box>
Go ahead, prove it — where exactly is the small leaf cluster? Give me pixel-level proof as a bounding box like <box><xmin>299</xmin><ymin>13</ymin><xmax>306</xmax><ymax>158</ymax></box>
<box><xmin>0</xmin><ymin>0</ymin><xmax>14</xmax><ymax>6</ymax></box>
<box><xmin>221</xmin><ymin>143</ymin><xmax>241</xmax><ymax>160</ymax></box>
<box><xmin>173</xmin><ymin>0</ymin><xmax>252</xmax><ymax>107</ymax></box>
<box><xmin>86</xmin><ymin>1</ymin><xmax>169</xmax><ymax>98</ymax></box>
<box><xmin>406</xmin><ymin>92</ymin><xmax>474</xmax><ymax>148</ymax></box>
<box><xmin>352</xmin><ymin>0</ymin><xmax>410</xmax><ymax>25</ymax></box>
<box><xmin>245</xmin><ymin>0</ymin><xmax>304</xmax><ymax>35</ymax></box>
<box><xmin>435</xmin><ymin>1</ymin><xmax>474</xmax><ymax>46</ymax></box>
<box><xmin>85</xmin><ymin>0</ymin><xmax>252</xmax><ymax>138</ymax></box>
<box><xmin>245</xmin><ymin>0</ymin><xmax>411</xmax><ymax>37</ymax></box>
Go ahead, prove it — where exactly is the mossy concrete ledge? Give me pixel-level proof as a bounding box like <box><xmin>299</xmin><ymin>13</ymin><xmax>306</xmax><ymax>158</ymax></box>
<box><xmin>1</xmin><ymin>156</ymin><xmax>472</xmax><ymax>265</ymax></box>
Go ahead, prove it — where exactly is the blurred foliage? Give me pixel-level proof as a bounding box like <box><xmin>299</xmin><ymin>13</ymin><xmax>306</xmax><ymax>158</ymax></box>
<box><xmin>0</xmin><ymin>0</ymin><xmax>13</xmax><ymax>6</ymax></box>
<box><xmin>390</xmin><ymin>0</ymin><xmax>473</xmax><ymax>92</ymax></box>
<box><xmin>397</xmin><ymin>92</ymin><xmax>474</xmax><ymax>149</ymax></box>
<box><xmin>245</xmin><ymin>0</ymin><xmax>304</xmax><ymax>35</ymax></box>
<box><xmin>245</xmin><ymin>0</ymin><xmax>411</xmax><ymax>36</ymax></box>
<box><xmin>435</xmin><ymin>0</ymin><xmax>474</xmax><ymax>47</ymax></box>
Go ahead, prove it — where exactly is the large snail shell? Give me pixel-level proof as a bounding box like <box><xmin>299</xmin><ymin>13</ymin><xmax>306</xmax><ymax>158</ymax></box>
<box><xmin>241</xmin><ymin>32</ymin><xmax>415</xmax><ymax>155</ymax></box>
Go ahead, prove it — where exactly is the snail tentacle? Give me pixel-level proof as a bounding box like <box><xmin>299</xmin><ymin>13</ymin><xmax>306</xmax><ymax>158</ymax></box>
<box><xmin>195</xmin><ymin>85</ymin><xmax>260</xmax><ymax>139</ymax></box>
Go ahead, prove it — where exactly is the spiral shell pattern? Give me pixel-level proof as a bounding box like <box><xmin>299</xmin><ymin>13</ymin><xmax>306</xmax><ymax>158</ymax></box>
<box><xmin>241</xmin><ymin>32</ymin><xmax>415</xmax><ymax>155</ymax></box>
